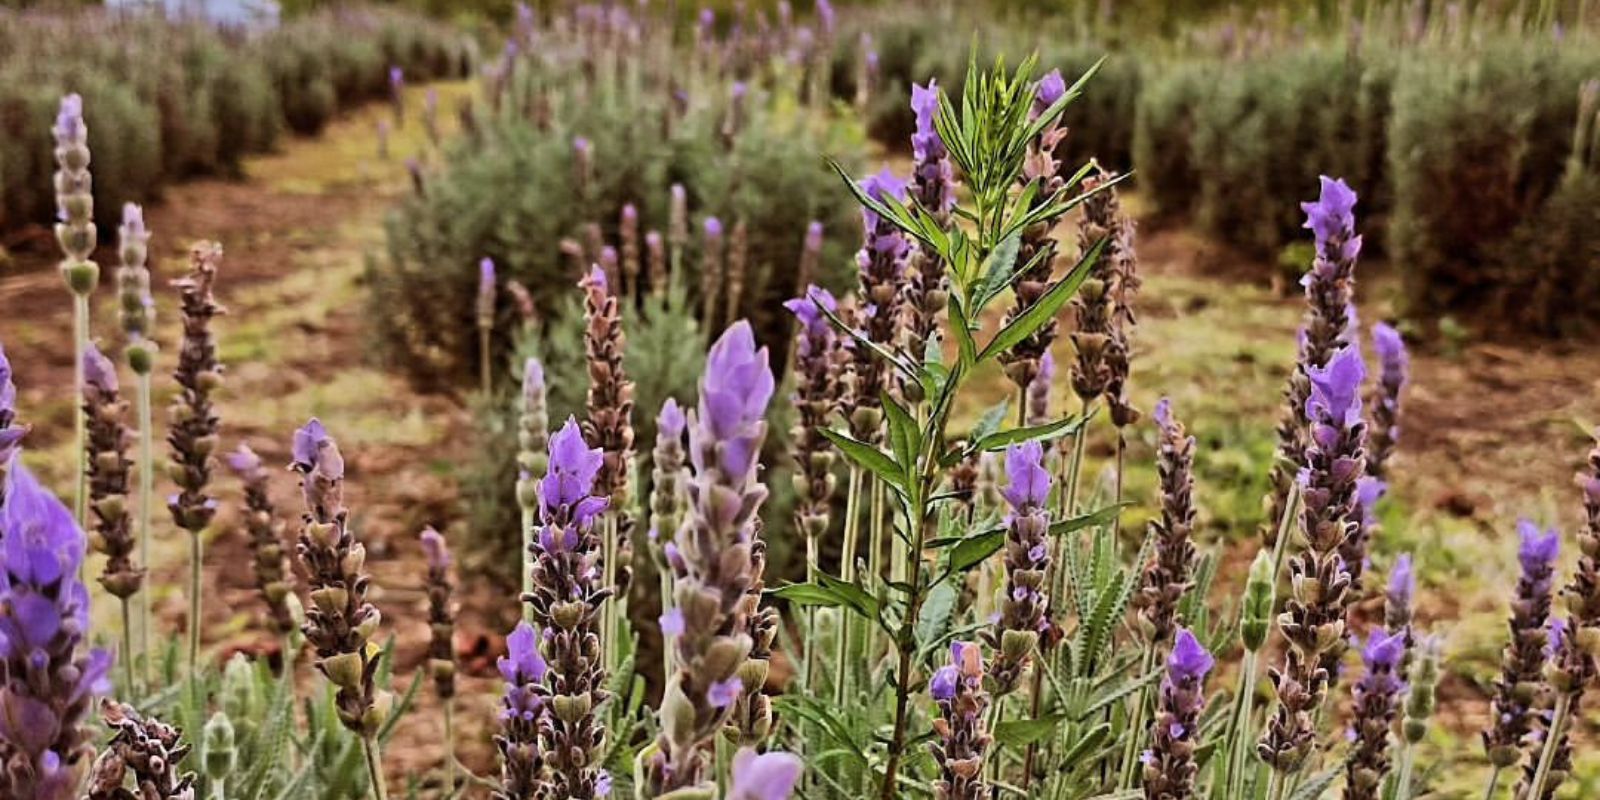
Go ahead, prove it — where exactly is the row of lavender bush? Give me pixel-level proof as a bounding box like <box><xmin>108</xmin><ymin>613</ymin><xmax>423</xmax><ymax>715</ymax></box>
<box><xmin>828</xmin><ymin>0</ymin><xmax>1600</xmax><ymax>333</ymax></box>
<box><xmin>0</xmin><ymin>4</ymin><xmax>472</xmax><ymax>239</ymax></box>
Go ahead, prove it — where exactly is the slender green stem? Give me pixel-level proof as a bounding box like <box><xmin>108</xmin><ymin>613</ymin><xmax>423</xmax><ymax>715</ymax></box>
<box><xmin>120</xmin><ymin>598</ymin><xmax>135</xmax><ymax>697</ymax></box>
<box><xmin>136</xmin><ymin>371</ymin><xmax>154</xmax><ymax>690</ymax></box>
<box><xmin>363</xmin><ymin>735</ymin><xmax>389</xmax><ymax>800</ymax></box>
<box><xmin>1524</xmin><ymin>693</ymin><xmax>1572</xmax><ymax>800</ymax></box>
<box><xmin>1225</xmin><ymin>649</ymin><xmax>1261</xmax><ymax>799</ymax></box>
<box><xmin>1118</xmin><ymin>645</ymin><xmax>1160</xmax><ymax>788</ymax></box>
<box><xmin>188</xmin><ymin>530</ymin><xmax>203</xmax><ymax>678</ymax></box>
<box><xmin>479</xmin><ymin>325</ymin><xmax>492</xmax><ymax>395</ymax></box>
<box><xmin>803</xmin><ymin>535</ymin><xmax>820</xmax><ymax>693</ymax></box>
<box><xmin>602</xmin><ymin>513</ymin><xmax>618</xmax><ymax>674</ymax></box>
<box><xmin>1482</xmin><ymin>767</ymin><xmax>1501</xmax><ymax>800</ymax></box>
<box><xmin>834</xmin><ymin>466</ymin><xmax>862</xmax><ymax>706</ymax></box>
<box><xmin>521</xmin><ymin>506</ymin><xmax>536</xmax><ymax>624</ymax></box>
<box><xmin>73</xmin><ymin>293</ymin><xmax>89</xmax><ymax>551</ymax></box>
<box><xmin>443</xmin><ymin>696</ymin><xmax>457</xmax><ymax>796</ymax></box>
<box><xmin>1392</xmin><ymin>740</ymin><xmax>1416</xmax><ymax>800</ymax></box>
<box><xmin>1265</xmin><ymin>770</ymin><xmax>1286</xmax><ymax>800</ymax></box>
<box><xmin>865</xmin><ymin>476</ymin><xmax>884</xmax><ymax>672</ymax></box>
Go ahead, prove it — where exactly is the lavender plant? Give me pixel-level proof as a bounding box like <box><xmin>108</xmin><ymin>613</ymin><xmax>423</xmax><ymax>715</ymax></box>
<box><xmin>516</xmin><ymin>357</ymin><xmax>550</xmax><ymax>615</ymax></box>
<box><xmin>580</xmin><ymin>266</ymin><xmax>636</xmax><ymax>676</ymax></box>
<box><xmin>54</xmin><ymin>93</ymin><xmax>98</xmax><ymax>533</ymax></box>
<box><xmin>0</xmin><ymin>346</ymin><xmax>23</xmax><ymax>505</ymax></box>
<box><xmin>928</xmin><ymin>641</ymin><xmax>991</xmax><ymax>800</ymax></box>
<box><xmin>289</xmin><ymin>419</ymin><xmax>391</xmax><ymax>800</ymax></box>
<box><xmin>1141</xmin><ymin>629</ymin><xmax>1214</xmax><ymax>800</ymax></box>
<box><xmin>786</xmin><ymin>285</ymin><xmax>842</xmax><ymax>691</ymax></box>
<box><xmin>420</xmin><ymin>527</ymin><xmax>458</xmax><ymax>793</ymax></box>
<box><xmin>224</xmin><ymin>445</ymin><xmax>297</xmax><ymax>641</ymax></box>
<box><xmin>495</xmin><ymin>621</ymin><xmax>549</xmax><ymax>799</ymax></box>
<box><xmin>168</xmin><ymin>242</ymin><xmax>225</xmax><ymax>678</ymax></box>
<box><xmin>1344</xmin><ymin>629</ymin><xmax>1408</xmax><ymax>800</ymax></box>
<box><xmin>84</xmin><ymin>701</ymin><xmax>196</xmax><ymax>800</ymax></box>
<box><xmin>1482</xmin><ymin>522</ymin><xmax>1561</xmax><ymax>794</ymax></box>
<box><xmin>0</xmin><ymin>462</ymin><xmax>113</xmax><ymax>800</ymax></box>
<box><xmin>116</xmin><ymin>201</ymin><xmax>157</xmax><ymax>686</ymax></box>
<box><xmin>521</xmin><ymin>417</ymin><xmax>611</xmax><ymax>798</ymax></box>
<box><xmin>83</xmin><ymin>342</ymin><xmax>141</xmax><ymax>690</ymax></box>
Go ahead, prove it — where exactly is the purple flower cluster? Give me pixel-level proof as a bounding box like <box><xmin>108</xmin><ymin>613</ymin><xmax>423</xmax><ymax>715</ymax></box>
<box><xmin>1344</xmin><ymin>629</ymin><xmax>1408</xmax><ymax>800</ymax></box>
<box><xmin>901</xmin><ymin>81</ymin><xmax>955</xmax><ymax>364</ymax></box>
<box><xmin>1482</xmin><ymin>522</ymin><xmax>1560</xmax><ymax>767</ymax></box>
<box><xmin>116</xmin><ymin>203</ymin><xmax>155</xmax><ymax>347</ymax></box>
<box><xmin>1260</xmin><ymin>346</ymin><xmax>1368</xmax><ymax>772</ymax></box>
<box><xmin>984</xmin><ymin>440</ymin><xmax>1053</xmax><ymax>696</ymax></box>
<box><xmin>521</xmin><ymin>417</ymin><xmax>611</xmax><ymax>798</ymax></box>
<box><xmin>786</xmin><ymin>287</ymin><xmax>843</xmax><ymax>546</ymax></box>
<box><xmin>1265</xmin><ymin>177</ymin><xmax>1363</xmax><ymax>548</ymax></box>
<box><xmin>225</xmin><ymin>446</ymin><xmax>296</xmax><ymax>637</ymax></box>
<box><xmin>0</xmin><ymin>345</ymin><xmax>25</xmax><ymax>507</ymax></box>
<box><xmin>929</xmin><ymin>642</ymin><xmax>991</xmax><ymax>800</ymax></box>
<box><xmin>849</xmin><ymin>169</ymin><xmax>910</xmax><ymax>440</ymax></box>
<box><xmin>645</xmin><ymin>322</ymin><xmax>777</xmax><ymax>793</ymax></box>
<box><xmin>0</xmin><ymin>463</ymin><xmax>112</xmax><ymax>800</ymax></box>
<box><xmin>83</xmin><ymin>701</ymin><xmax>194</xmax><ymax>800</ymax></box>
<box><xmin>420</xmin><ymin>527</ymin><xmax>456</xmax><ymax>702</ymax></box>
<box><xmin>1135</xmin><ymin>398</ymin><xmax>1198</xmax><ymax>645</ymax></box>
<box><xmin>1069</xmin><ymin>168</ymin><xmax>1139</xmax><ymax>429</ymax></box>
<box><xmin>83</xmin><ymin>344</ymin><xmax>141</xmax><ymax>600</ymax></box>
<box><xmin>1141</xmin><ymin>629</ymin><xmax>1213</xmax><ymax>800</ymax></box>
<box><xmin>1366</xmin><ymin>322</ymin><xmax>1408</xmax><ymax>478</ymax></box>
<box><xmin>495</xmin><ymin>621</ymin><xmax>549</xmax><ymax>799</ymax></box>
<box><xmin>167</xmin><ymin>243</ymin><xmax>224</xmax><ymax>537</ymax></box>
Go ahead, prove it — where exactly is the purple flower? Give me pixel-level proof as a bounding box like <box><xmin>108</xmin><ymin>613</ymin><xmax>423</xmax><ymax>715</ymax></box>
<box><xmin>708</xmin><ymin>676</ymin><xmax>744</xmax><ymax>708</ymax></box>
<box><xmin>389</xmin><ymin>65</ymin><xmax>403</xmax><ymax>88</ymax></box>
<box><xmin>573</xmin><ymin>136</ymin><xmax>591</xmax><ymax>156</ymax></box>
<box><xmin>1362</xmin><ymin>629</ymin><xmax>1407</xmax><ymax>672</ymax></box>
<box><xmin>858</xmin><ymin>168</ymin><xmax>909</xmax><ymax>233</ymax></box>
<box><xmin>480</xmin><ymin>257</ymin><xmax>496</xmax><ymax>291</ymax></box>
<box><xmin>784</xmin><ymin>285</ymin><xmax>837</xmax><ymax>345</ymax></box>
<box><xmin>82</xmin><ymin>343</ymin><xmax>117</xmax><ymax>394</ymax></box>
<box><xmin>729</xmin><ymin>747</ymin><xmax>803</xmax><ymax>800</ymax></box>
<box><xmin>1026</xmin><ymin>351</ymin><xmax>1054</xmax><ymax>425</ymax></box>
<box><xmin>930</xmin><ymin>664</ymin><xmax>958</xmax><ymax>701</ymax></box>
<box><xmin>225</xmin><ymin>445</ymin><xmax>262</xmax><ymax>476</ymax></box>
<box><xmin>1372</xmin><ymin>323</ymin><xmax>1408</xmax><ymax>386</ymax></box>
<box><xmin>659</xmin><ymin>607</ymin><xmax>684</xmax><ymax>637</ymax></box>
<box><xmin>1032</xmin><ymin>69</ymin><xmax>1066</xmax><ymax>118</ymax></box>
<box><xmin>1001</xmin><ymin>440</ymin><xmax>1050</xmax><ymax>511</ymax></box>
<box><xmin>121</xmin><ymin>203</ymin><xmax>146</xmax><ymax>238</ymax></box>
<box><xmin>1168</xmin><ymin>628</ymin><xmax>1215</xmax><ymax>682</ymax></box>
<box><xmin>539</xmin><ymin>417</ymin><xmax>608</xmax><ymax>525</ymax></box>
<box><xmin>1516</xmin><ymin>520</ymin><xmax>1561</xmax><ymax>588</ymax></box>
<box><xmin>54</xmin><ymin>94</ymin><xmax>84</xmax><ymax>143</ymax></box>
<box><xmin>420</xmin><ymin>527</ymin><xmax>451</xmax><ymax>571</ymax></box>
<box><xmin>1388</xmin><ymin>554</ymin><xmax>1414</xmax><ymax>614</ymax></box>
<box><xmin>694</xmin><ymin>321</ymin><xmax>774</xmax><ymax>480</ymax></box>
<box><xmin>522</xmin><ymin>357</ymin><xmax>545</xmax><ymax>401</ymax></box>
<box><xmin>704</xmin><ymin>216</ymin><xmax>724</xmax><ymax>239</ymax></box>
<box><xmin>658</xmin><ymin>397</ymin><xmax>686</xmax><ymax>439</ymax></box>
<box><xmin>1305</xmin><ymin>345</ymin><xmax>1365</xmax><ymax>427</ymax></box>
<box><xmin>291</xmin><ymin>418</ymin><xmax>343</xmax><ymax>482</ymax></box>
<box><xmin>815</xmin><ymin>0</ymin><xmax>835</xmax><ymax>33</ymax></box>
<box><xmin>1302</xmin><ymin>176</ymin><xmax>1359</xmax><ymax>247</ymax></box>
<box><xmin>596</xmin><ymin>770</ymin><xmax>614</xmax><ymax>797</ymax></box>
<box><xmin>805</xmin><ymin>220</ymin><xmax>824</xmax><ymax>252</ymax></box>
<box><xmin>498</xmin><ymin>621</ymin><xmax>547</xmax><ymax>684</ymax></box>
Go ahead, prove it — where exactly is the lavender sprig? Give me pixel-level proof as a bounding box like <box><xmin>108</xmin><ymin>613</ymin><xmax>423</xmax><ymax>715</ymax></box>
<box><xmin>290</xmin><ymin>419</ymin><xmax>391</xmax><ymax>800</ymax></box>
<box><xmin>786</xmin><ymin>287</ymin><xmax>843</xmax><ymax>550</ymax></box>
<box><xmin>1026</xmin><ymin>352</ymin><xmax>1054</xmax><ymax>428</ymax></box>
<box><xmin>1366</xmin><ymin>323</ymin><xmax>1408</xmax><ymax>479</ymax></box>
<box><xmin>168</xmin><ymin>242</ymin><xmax>225</xmax><ymax>676</ymax></box>
<box><xmin>1483</xmin><ymin>522</ymin><xmax>1560</xmax><ymax>770</ymax></box>
<box><xmin>901</xmin><ymin>81</ymin><xmax>954</xmax><ymax>374</ymax></box>
<box><xmin>84</xmin><ymin>344</ymin><xmax>140</xmax><ymax>601</ymax></box>
<box><xmin>849</xmin><ymin>169</ymin><xmax>910</xmax><ymax>440</ymax></box>
<box><xmin>581</xmin><ymin>266</ymin><xmax>635</xmax><ymax>675</ymax></box>
<box><xmin>0</xmin><ymin>345</ymin><xmax>25</xmax><ymax>510</ymax></box>
<box><xmin>523</xmin><ymin>418</ymin><xmax>611</xmax><ymax>798</ymax></box>
<box><xmin>1259</xmin><ymin>345</ymin><xmax>1367</xmax><ymax>774</ymax></box>
<box><xmin>701</xmin><ymin>217</ymin><xmax>726</xmax><ymax>332</ymax></box>
<box><xmin>1264</xmin><ymin>177</ymin><xmax>1362</xmax><ymax>548</ymax></box>
<box><xmin>998</xmin><ymin>72</ymin><xmax>1068</xmax><ymax>393</ymax></box>
<box><xmin>116</xmin><ymin>202</ymin><xmax>156</xmax><ymax>684</ymax></box>
<box><xmin>0</xmin><ymin>462</ymin><xmax>113</xmax><ymax>800</ymax></box>
<box><xmin>1141</xmin><ymin>629</ymin><xmax>1214</xmax><ymax>800</ymax></box>
<box><xmin>1135</xmin><ymin>398</ymin><xmax>1198</xmax><ymax>645</ymax></box>
<box><xmin>421</xmin><ymin>528</ymin><xmax>458</xmax><ymax>794</ymax></box>
<box><xmin>516</xmin><ymin>358</ymin><xmax>550</xmax><ymax>616</ymax></box>
<box><xmin>983</xmin><ymin>441</ymin><xmax>1053</xmax><ymax>696</ymax></box>
<box><xmin>55</xmin><ymin>94</ymin><xmax>99</xmax><ymax>534</ymax></box>
<box><xmin>1344</xmin><ymin>630</ymin><xmax>1408</xmax><ymax>800</ymax></box>
<box><xmin>620</xmin><ymin>203</ymin><xmax>641</xmax><ymax>296</ymax></box>
<box><xmin>644</xmin><ymin>322</ymin><xmax>774</xmax><ymax>794</ymax></box>
<box><xmin>495</xmin><ymin>622</ymin><xmax>549</xmax><ymax>799</ymax></box>
<box><xmin>929</xmin><ymin>641</ymin><xmax>991</xmax><ymax>800</ymax></box>
<box><xmin>224</xmin><ymin>445</ymin><xmax>296</xmax><ymax>638</ymax></box>
<box><xmin>84</xmin><ymin>701</ymin><xmax>195</xmax><ymax>800</ymax></box>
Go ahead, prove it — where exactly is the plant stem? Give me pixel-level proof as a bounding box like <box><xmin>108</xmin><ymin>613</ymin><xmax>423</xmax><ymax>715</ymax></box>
<box><xmin>804</xmin><ymin>535</ymin><xmax>820</xmax><ymax>693</ymax></box>
<box><xmin>120</xmin><ymin>598</ymin><xmax>135</xmax><ymax>697</ymax></box>
<box><xmin>602</xmin><ymin>513</ymin><xmax>618</xmax><ymax>674</ymax></box>
<box><xmin>1524</xmin><ymin>693</ymin><xmax>1572</xmax><ymax>800</ymax></box>
<box><xmin>73</xmin><ymin>292</ymin><xmax>89</xmax><ymax>549</ymax></box>
<box><xmin>1265</xmin><ymin>769</ymin><xmax>1285</xmax><ymax>800</ymax></box>
<box><xmin>865</xmin><ymin>476</ymin><xmax>884</xmax><ymax>672</ymax></box>
<box><xmin>1118</xmin><ymin>644</ymin><xmax>1160</xmax><ymax>788</ymax></box>
<box><xmin>1482</xmin><ymin>767</ymin><xmax>1501</xmax><ymax>800</ymax></box>
<box><xmin>521</xmin><ymin>506</ymin><xmax>536</xmax><ymax>624</ymax></box>
<box><xmin>1392</xmin><ymin>740</ymin><xmax>1416</xmax><ymax>800</ymax></box>
<box><xmin>834</xmin><ymin>466</ymin><xmax>862</xmax><ymax>705</ymax></box>
<box><xmin>188</xmin><ymin>530</ymin><xmax>203</xmax><ymax>679</ymax></box>
<box><xmin>1225</xmin><ymin>649</ymin><xmax>1261</xmax><ymax>799</ymax></box>
<box><xmin>444</xmin><ymin>696</ymin><xmax>457</xmax><ymax>796</ymax></box>
<box><xmin>479</xmin><ymin>325</ymin><xmax>492</xmax><ymax>395</ymax></box>
<box><xmin>363</xmin><ymin>735</ymin><xmax>390</xmax><ymax>800</ymax></box>
<box><xmin>137</xmin><ymin>371</ymin><xmax>154</xmax><ymax>690</ymax></box>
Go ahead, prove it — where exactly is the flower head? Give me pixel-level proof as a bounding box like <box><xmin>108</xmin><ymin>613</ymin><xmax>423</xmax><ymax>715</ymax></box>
<box><xmin>121</xmin><ymin>203</ymin><xmax>146</xmax><ymax>239</ymax></box>
<box><xmin>1388</xmin><ymin>554</ymin><xmax>1415</xmax><ymax>613</ymax></box>
<box><xmin>704</xmin><ymin>216</ymin><xmax>724</xmax><ymax>239</ymax></box>
<box><xmin>1032</xmin><ymin>69</ymin><xmax>1066</xmax><ymax>117</ymax></box>
<box><xmin>729</xmin><ymin>748</ymin><xmax>803</xmax><ymax>800</ymax></box>
<box><xmin>1361</xmin><ymin>629</ymin><xmax>1407</xmax><ymax>671</ymax></box>
<box><xmin>1001</xmin><ymin>440</ymin><xmax>1050</xmax><ymax>511</ymax></box>
<box><xmin>54</xmin><ymin>94</ymin><xmax>84</xmax><ymax>143</ymax></box>
<box><xmin>695</xmin><ymin>322</ymin><xmax>774</xmax><ymax>479</ymax></box>
<box><xmin>419</xmin><ymin>527</ymin><xmax>451</xmax><ymax>571</ymax></box>
<box><xmin>522</xmin><ymin>357</ymin><xmax>545</xmax><ymax>401</ymax></box>
<box><xmin>290</xmin><ymin>418</ymin><xmax>343</xmax><ymax>481</ymax></box>
<box><xmin>1301</xmin><ymin>176</ymin><xmax>1359</xmax><ymax>247</ymax></box>
<box><xmin>1516</xmin><ymin>519</ymin><xmax>1561</xmax><ymax>580</ymax></box>
<box><xmin>859</xmin><ymin>168</ymin><xmax>908</xmax><ymax>232</ymax></box>
<box><xmin>784</xmin><ymin>285</ymin><xmax>837</xmax><ymax>344</ymax></box>
<box><xmin>497</xmin><ymin>621</ymin><xmax>547</xmax><ymax>684</ymax></box>
<box><xmin>658</xmin><ymin>397</ymin><xmax>686</xmax><ymax>440</ymax></box>
<box><xmin>1305</xmin><ymin>345</ymin><xmax>1365</xmax><ymax>427</ymax></box>
<box><xmin>539</xmin><ymin>416</ymin><xmax>608</xmax><ymax>524</ymax></box>
<box><xmin>82</xmin><ymin>343</ymin><xmax>117</xmax><ymax>395</ymax></box>
<box><xmin>1372</xmin><ymin>323</ymin><xmax>1408</xmax><ymax>385</ymax></box>
<box><xmin>1168</xmin><ymin>628</ymin><xmax>1215</xmax><ymax>682</ymax></box>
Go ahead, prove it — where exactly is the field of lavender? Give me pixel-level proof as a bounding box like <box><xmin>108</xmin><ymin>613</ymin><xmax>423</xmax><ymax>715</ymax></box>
<box><xmin>2</xmin><ymin>2</ymin><xmax>1599</xmax><ymax>800</ymax></box>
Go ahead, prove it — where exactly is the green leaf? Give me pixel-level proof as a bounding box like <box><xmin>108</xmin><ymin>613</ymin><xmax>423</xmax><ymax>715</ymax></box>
<box><xmin>1048</xmin><ymin>503</ymin><xmax>1129</xmax><ymax>537</ymax></box>
<box><xmin>817</xmin><ymin>573</ymin><xmax>880</xmax><ymax>619</ymax></box>
<box><xmin>973</xmin><ymin>415</ymin><xmax>1086</xmax><ymax>452</ymax></box>
<box><xmin>818</xmin><ymin>428</ymin><xmax>906</xmax><ymax>490</ymax></box>
<box><xmin>976</xmin><ymin>236</ymin><xmax>1107</xmax><ymax>363</ymax></box>
<box><xmin>948</xmin><ymin>295</ymin><xmax>979</xmax><ymax>370</ymax></box>
<box><xmin>947</xmin><ymin>529</ymin><xmax>1006</xmax><ymax>574</ymax></box>
<box><xmin>881</xmin><ymin>391</ymin><xmax>919</xmax><ymax>477</ymax></box>
<box><xmin>915</xmin><ymin>580</ymin><xmax>959</xmax><ymax>653</ymax></box>
<box><xmin>972</xmin><ymin>233</ymin><xmax>1021</xmax><ymax>309</ymax></box>
<box><xmin>1286</xmin><ymin>766</ymin><xmax>1343</xmax><ymax>800</ymax></box>
<box><xmin>993</xmin><ymin>714</ymin><xmax>1068</xmax><ymax>748</ymax></box>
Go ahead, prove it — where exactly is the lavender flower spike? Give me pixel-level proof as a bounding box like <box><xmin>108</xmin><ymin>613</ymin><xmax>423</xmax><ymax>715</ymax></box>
<box><xmin>84</xmin><ymin>701</ymin><xmax>195</xmax><ymax>800</ymax></box>
<box><xmin>1367</xmin><ymin>322</ymin><xmax>1408</xmax><ymax>479</ymax></box>
<box><xmin>984</xmin><ymin>440</ymin><xmax>1053</xmax><ymax>696</ymax></box>
<box><xmin>644</xmin><ymin>321</ymin><xmax>775</xmax><ymax>794</ymax></box>
<box><xmin>1385</xmin><ymin>553</ymin><xmax>1416</xmax><ymax>633</ymax></box>
<box><xmin>787</xmin><ymin>287</ymin><xmax>843</xmax><ymax>549</ymax></box>
<box><xmin>1343</xmin><ymin>630</ymin><xmax>1407</xmax><ymax>800</ymax></box>
<box><xmin>929</xmin><ymin>641</ymin><xmax>992</xmax><ymax>800</ymax></box>
<box><xmin>224</xmin><ymin>445</ymin><xmax>295</xmax><ymax>636</ymax></box>
<box><xmin>83</xmin><ymin>343</ymin><xmax>141</xmax><ymax>603</ymax></box>
<box><xmin>1260</xmin><ymin>345</ymin><xmax>1368</xmax><ymax>773</ymax></box>
<box><xmin>0</xmin><ymin>343</ymin><xmax>26</xmax><ymax>508</ymax></box>
<box><xmin>850</xmin><ymin>169</ymin><xmax>909</xmax><ymax>441</ymax></box>
<box><xmin>494</xmin><ymin>621</ymin><xmax>549</xmax><ymax>799</ymax></box>
<box><xmin>1482</xmin><ymin>521</ymin><xmax>1560</xmax><ymax>768</ymax></box>
<box><xmin>1135</xmin><ymin>397</ymin><xmax>1198</xmax><ymax>645</ymax></box>
<box><xmin>523</xmin><ymin>417</ymin><xmax>610</xmax><ymax>798</ymax></box>
<box><xmin>0</xmin><ymin>463</ymin><xmax>113</xmax><ymax>800</ymax></box>
<box><xmin>420</xmin><ymin>527</ymin><xmax>457</xmax><ymax>702</ymax></box>
<box><xmin>901</xmin><ymin>80</ymin><xmax>955</xmax><ymax>367</ymax></box>
<box><xmin>1142</xmin><ymin>629</ymin><xmax>1213</xmax><ymax>800</ymax></box>
<box><xmin>1025</xmin><ymin>351</ymin><xmax>1054</xmax><ymax>427</ymax></box>
<box><xmin>477</xmin><ymin>258</ymin><xmax>498</xmax><ymax>329</ymax></box>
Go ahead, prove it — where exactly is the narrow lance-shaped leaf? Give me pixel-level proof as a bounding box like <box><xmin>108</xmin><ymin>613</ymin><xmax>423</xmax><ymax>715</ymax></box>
<box><xmin>977</xmin><ymin>236</ymin><xmax>1107</xmax><ymax>363</ymax></box>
